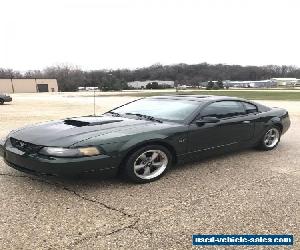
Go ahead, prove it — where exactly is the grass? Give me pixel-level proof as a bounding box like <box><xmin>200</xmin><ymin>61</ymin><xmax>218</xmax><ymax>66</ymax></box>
<box><xmin>100</xmin><ymin>90</ymin><xmax>300</xmax><ymax>101</ymax></box>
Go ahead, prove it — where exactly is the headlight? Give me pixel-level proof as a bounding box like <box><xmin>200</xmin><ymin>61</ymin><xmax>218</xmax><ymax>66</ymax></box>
<box><xmin>39</xmin><ymin>147</ymin><xmax>101</xmax><ymax>157</ymax></box>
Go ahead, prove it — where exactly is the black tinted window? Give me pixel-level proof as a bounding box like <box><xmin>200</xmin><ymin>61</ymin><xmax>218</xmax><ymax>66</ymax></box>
<box><xmin>201</xmin><ymin>101</ymin><xmax>245</xmax><ymax>119</ymax></box>
<box><xmin>243</xmin><ymin>102</ymin><xmax>258</xmax><ymax>114</ymax></box>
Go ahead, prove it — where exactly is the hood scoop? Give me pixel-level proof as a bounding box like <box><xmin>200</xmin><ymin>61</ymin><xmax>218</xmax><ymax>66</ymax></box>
<box><xmin>64</xmin><ymin>117</ymin><xmax>123</xmax><ymax>127</ymax></box>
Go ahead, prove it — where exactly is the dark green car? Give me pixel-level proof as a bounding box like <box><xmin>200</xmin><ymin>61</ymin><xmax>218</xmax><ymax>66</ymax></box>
<box><xmin>0</xmin><ymin>94</ymin><xmax>12</xmax><ymax>105</ymax></box>
<box><xmin>0</xmin><ymin>95</ymin><xmax>290</xmax><ymax>183</ymax></box>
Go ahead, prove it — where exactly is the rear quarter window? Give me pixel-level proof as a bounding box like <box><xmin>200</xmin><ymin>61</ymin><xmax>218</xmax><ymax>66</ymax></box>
<box><xmin>257</xmin><ymin>104</ymin><xmax>271</xmax><ymax>112</ymax></box>
<box><xmin>243</xmin><ymin>102</ymin><xmax>258</xmax><ymax>114</ymax></box>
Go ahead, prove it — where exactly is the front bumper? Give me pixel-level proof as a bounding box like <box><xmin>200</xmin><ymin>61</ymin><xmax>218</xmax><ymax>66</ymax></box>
<box><xmin>281</xmin><ymin>113</ymin><xmax>291</xmax><ymax>135</ymax></box>
<box><xmin>0</xmin><ymin>142</ymin><xmax>119</xmax><ymax>177</ymax></box>
<box><xmin>0</xmin><ymin>139</ymin><xmax>5</xmax><ymax>157</ymax></box>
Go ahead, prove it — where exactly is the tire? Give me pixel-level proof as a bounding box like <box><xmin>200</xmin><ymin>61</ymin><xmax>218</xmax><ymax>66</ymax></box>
<box><xmin>0</xmin><ymin>99</ymin><xmax>4</xmax><ymax>105</ymax></box>
<box><xmin>123</xmin><ymin>144</ymin><xmax>172</xmax><ymax>183</ymax></box>
<box><xmin>258</xmin><ymin>126</ymin><xmax>281</xmax><ymax>151</ymax></box>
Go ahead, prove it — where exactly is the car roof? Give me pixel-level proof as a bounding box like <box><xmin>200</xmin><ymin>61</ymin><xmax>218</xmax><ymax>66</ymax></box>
<box><xmin>148</xmin><ymin>95</ymin><xmax>245</xmax><ymax>103</ymax></box>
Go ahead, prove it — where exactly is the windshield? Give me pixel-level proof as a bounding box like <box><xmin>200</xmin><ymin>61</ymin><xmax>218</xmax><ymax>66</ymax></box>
<box><xmin>110</xmin><ymin>98</ymin><xmax>199</xmax><ymax>122</ymax></box>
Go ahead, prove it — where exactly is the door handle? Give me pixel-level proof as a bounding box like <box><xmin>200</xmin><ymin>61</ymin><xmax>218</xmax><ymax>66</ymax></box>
<box><xmin>242</xmin><ymin>121</ymin><xmax>251</xmax><ymax>124</ymax></box>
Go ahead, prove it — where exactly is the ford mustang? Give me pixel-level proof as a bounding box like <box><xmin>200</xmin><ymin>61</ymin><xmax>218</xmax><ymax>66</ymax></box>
<box><xmin>0</xmin><ymin>95</ymin><xmax>290</xmax><ymax>183</ymax></box>
<box><xmin>0</xmin><ymin>93</ymin><xmax>12</xmax><ymax>105</ymax></box>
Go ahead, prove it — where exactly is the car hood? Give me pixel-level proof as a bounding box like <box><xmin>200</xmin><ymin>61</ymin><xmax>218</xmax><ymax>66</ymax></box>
<box><xmin>8</xmin><ymin>115</ymin><xmax>158</xmax><ymax>147</ymax></box>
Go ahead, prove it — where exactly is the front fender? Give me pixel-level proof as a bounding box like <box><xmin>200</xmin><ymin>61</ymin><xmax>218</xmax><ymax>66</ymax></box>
<box><xmin>119</xmin><ymin>134</ymin><xmax>168</xmax><ymax>153</ymax></box>
<box><xmin>91</xmin><ymin>135</ymin><xmax>169</xmax><ymax>159</ymax></box>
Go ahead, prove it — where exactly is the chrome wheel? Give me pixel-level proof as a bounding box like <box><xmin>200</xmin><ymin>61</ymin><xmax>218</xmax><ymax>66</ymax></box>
<box><xmin>264</xmin><ymin>128</ymin><xmax>280</xmax><ymax>148</ymax></box>
<box><xmin>133</xmin><ymin>150</ymin><xmax>168</xmax><ymax>180</ymax></box>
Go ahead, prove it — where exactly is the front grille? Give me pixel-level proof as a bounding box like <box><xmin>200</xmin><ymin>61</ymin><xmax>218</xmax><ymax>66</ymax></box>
<box><xmin>10</xmin><ymin>137</ymin><xmax>43</xmax><ymax>154</ymax></box>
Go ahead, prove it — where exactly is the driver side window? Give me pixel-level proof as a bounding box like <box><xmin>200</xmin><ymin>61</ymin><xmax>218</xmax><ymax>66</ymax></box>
<box><xmin>201</xmin><ymin>101</ymin><xmax>245</xmax><ymax>119</ymax></box>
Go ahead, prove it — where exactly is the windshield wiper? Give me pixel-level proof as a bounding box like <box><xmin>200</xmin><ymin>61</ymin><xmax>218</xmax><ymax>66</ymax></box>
<box><xmin>106</xmin><ymin>111</ymin><xmax>121</xmax><ymax>117</ymax></box>
<box><xmin>125</xmin><ymin>113</ymin><xmax>163</xmax><ymax>123</ymax></box>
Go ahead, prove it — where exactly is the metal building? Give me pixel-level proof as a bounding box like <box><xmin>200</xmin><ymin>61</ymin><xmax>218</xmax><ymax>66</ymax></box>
<box><xmin>0</xmin><ymin>79</ymin><xmax>58</xmax><ymax>93</ymax></box>
<box><xmin>270</xmin><ymin>78</ymin><xmax>300</xmax><ymax>87</ymax></box>
<box><xmin>223</xmin><ymin>80</ymin><xmax>276</xmax><ymax>88</ymax></box>
<box><xmin>127</xmin><ymin>80</ymin><xmax>174</xmax><ymax>89</ymax></box>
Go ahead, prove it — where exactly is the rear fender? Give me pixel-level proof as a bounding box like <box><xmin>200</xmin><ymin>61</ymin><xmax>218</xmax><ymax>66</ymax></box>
<box><xmin>261</xmin><ymin>117</ymin><xmax>283</xmax><ymax>136</ymax></box>
<box><xmin>267</xmin><ymin>117</ymin><xmax>281</xmax><ymax>127</ymax></box>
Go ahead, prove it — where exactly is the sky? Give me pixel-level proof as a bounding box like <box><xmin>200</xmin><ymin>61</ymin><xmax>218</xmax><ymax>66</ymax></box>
<box><xmin>0</xmin><ymin>0</ymin><xmax>300</xmax><ymax>71</ymax></box>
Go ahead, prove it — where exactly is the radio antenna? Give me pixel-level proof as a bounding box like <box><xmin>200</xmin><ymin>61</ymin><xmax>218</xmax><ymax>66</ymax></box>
<box><xmin>93</xmin><ymin>88</ymin><xmax>96</xmax><ymax>116</ymax></box>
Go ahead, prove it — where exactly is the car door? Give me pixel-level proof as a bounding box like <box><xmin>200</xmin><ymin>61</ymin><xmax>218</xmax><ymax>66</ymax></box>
<box><xmin>187</xmin><ymin>100</ymin><xmax>255</xmax><ymax>153</ymax></box>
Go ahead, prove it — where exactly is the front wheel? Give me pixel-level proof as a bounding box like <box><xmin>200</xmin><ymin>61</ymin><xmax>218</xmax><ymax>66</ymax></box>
<box><xmin>123</xmin><ymin>145</ymin><xmax>172</xmax><ymax>183</ymax></box>
<box><xmin>258</xmin><ymin>126</ymin><xmax>281</xmax><ymax>151</ymax></box>
<box><xmin>0</xmin><ymin>99</ymin><xmax>4</xmax><ymax>105</ymax></box>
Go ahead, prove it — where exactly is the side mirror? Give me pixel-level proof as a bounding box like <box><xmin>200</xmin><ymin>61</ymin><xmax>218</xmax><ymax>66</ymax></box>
<box><xmin>196</xmin><ymin>116</ymin><xmax>220</xmax><ymax>126</ymax></box>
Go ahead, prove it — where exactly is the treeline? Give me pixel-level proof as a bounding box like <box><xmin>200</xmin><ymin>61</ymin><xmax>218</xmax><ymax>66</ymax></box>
<box><xmin>1</xmin><ymin>63</ymin><xmax>300</xmax><ymax>91</ymax></box>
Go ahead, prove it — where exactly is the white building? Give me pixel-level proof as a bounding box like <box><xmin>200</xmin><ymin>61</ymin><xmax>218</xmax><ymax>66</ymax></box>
<box><xmin>223</xmin><ymin>80</ymin><xmax>275</xmax><ymax>88</ymax></box>
<box><xmin>127</xmin><ymin>80</ymin><xmax>174</xmax><ymax>89</ymax></box>
<box><xmin>271</xmin><ymin>78</ymin><xmax>300</xmax><ymax>87</ymax></box>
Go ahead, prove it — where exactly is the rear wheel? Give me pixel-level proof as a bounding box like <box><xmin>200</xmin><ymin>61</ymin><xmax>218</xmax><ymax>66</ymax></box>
<box><xmin>123</xmin><ymin>145</ymin><xmax>172</xmax><ymax>183</ymax></box>
<box><xmin>258</xmin><ymin>126</ymin><xmax>281</xmax><ymax>150</ymax></box>
<box><xmin>0</xmin><ymin>99</ymin><xmax>4</xmax><ymax>105</ymax></box>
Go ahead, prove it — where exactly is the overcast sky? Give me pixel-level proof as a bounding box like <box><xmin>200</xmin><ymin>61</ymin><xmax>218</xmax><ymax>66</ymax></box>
<box><xmin>1</xmin><ymin>0</ymin><xmax>299</xmax><ymax>71</ymax></box>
